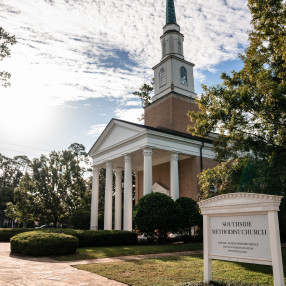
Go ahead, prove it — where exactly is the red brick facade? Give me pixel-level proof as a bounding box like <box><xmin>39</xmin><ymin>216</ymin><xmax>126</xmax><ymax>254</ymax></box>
<box><xmin>144</xmin><ymin>92</ymin><xmax>199</xmax><ymax>134</ymax></box>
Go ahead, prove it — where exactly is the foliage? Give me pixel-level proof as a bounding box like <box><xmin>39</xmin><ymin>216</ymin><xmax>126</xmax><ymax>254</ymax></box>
<box><xmin>176</xmin><ymin>197</ymin><xmax>202</xmax><ymax>235</ymax></box>
<box><xmin>0</xmin><ymin>228</ymin><xmax>35</xmax><ymax>242</ymax></box>
<box><xmin>188</xmin><ymin>0</ymin><xmax>286</xmax><ymax>236</ymax></box>
<box><xmin>8</xmin><ymin>143</ymin><xmax>91</xmax><ymax>226</ymax></box>
<box><xmin>133</xmin><ymin>193</ymin><xmax>181</xmax><ymax>239</ymax></box>
<box><xmin>0</xmin><ymin>154</ymin><xmax>30</xmax><ymax>210</ymax></box>
<box><xmin>199</xmin><ymin>157</ymin><xmax>286</xmax><ymax>199</ymax></box>
<box><xmin>37</xmin><ymin>229</ymin><xmax>138</xmax><ymax>247</ymax></box>
<box><xmin>188</xmin><ymin>0</ymin><xmax>286</xmax><ymax>162</ymax></box>
<box><xmin>133</xmin><ymin>80</ymin><xmax>154</xmax><ymax>120</ymax></box>
<box><xmin>0</xmin><ymin>27</ymin><xmax>17</xmax><ymax>87</ymax></box>
<box><xmin>10</xmin><ymin>231</ymin><xmax>78</xmax><ymax>256</ymax></box>
<box><xmin>70</xmin><ymin>209</ymin><xmax>91</xmax><ymax>230</ymax></box>
<box><xmin>0</xmin><ymin>228</ymin><xmax>137</xmax><ymax>247</ymax></box>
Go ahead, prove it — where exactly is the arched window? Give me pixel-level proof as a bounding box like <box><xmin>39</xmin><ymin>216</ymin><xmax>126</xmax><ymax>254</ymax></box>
<box><xmin>162</xmin><ymin>40</ymin><xmax>166</xmax><ymax>57</ymax></box>
<box><xmin>159</xmin><ymin>68</ymin><xmax>167</xmax><ymax>87</ymax></box>
<box><xmin>180</xmin><ymin>66</ymin><xmax>187</xmax><ymax>85</ymax></box>
<box><xmin>178</xmin><ymin>38</ymin><xmax>182</xmax><ymax>54</ymax></box>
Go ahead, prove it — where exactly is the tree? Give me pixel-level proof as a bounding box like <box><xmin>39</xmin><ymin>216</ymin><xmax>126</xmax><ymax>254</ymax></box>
<box><xmin>0</xmin><ymin>154</ymin><xmax>30</xmax><ymax>210</ymax></box>
<box><xmin>133</xmin><ymin>192</ymin><xmax>180</xmax><ymax>240</ymax></box>
<box><xmin>70</xmin><ymin>208</ymin><xmax>91</xmax><ymax>229</ymax></box>
<box><xmin>187</xmin><ymin>0</ymin><xmax>286</xmax><ymax>200</ymax></box>
<box><xmin>176</xmin><ymin>197</ymin><xmax>202</xmax><ymax>236</ymax></box>
<box><xmin>188</xmin><ymin>0</ymin><xmax>285</xmax><ymax>162</ymax></box>
<box><xmin>12</xmin><ymin>144</ymin><xmax>90</xmax><ymax>227</ymax></box>
<box><xmin>132</xmin><ymin>80</ymin><xmax>154</xmax><ymax>121</ymax></box>
<box><xmin>0</xmin><ymin>27</ymin><xmax>16</xmax><ymax>87</ymax></box>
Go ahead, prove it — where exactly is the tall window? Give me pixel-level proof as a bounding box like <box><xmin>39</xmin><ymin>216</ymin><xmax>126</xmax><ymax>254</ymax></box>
<box><xmin>180</xmin><ymin>66</ymin><xmax>187</xmax><ymax>85</ymax></box>
<box><xmin>159</xmin><ymin>68</ymin><xmax>167</xmax><ymax>87</ymax></box>
<box><xmin>162</xmin><ymin>40</ymin><xmax>166</xmax><ymax>57</ymax></box>
<box><xmin>169</xmin><ymin>36</ymin><xmax>174</xmax><ymax>53</ymax></box>
<box><xmin>178</xmin><ymin>38</ymin><xmax>182</xmax><ymax>54</ymax></box>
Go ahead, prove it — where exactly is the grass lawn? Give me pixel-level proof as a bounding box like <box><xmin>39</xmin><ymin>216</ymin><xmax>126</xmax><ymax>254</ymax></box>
<box><xmin>75</xmin><ymin>248</ymin><xmax>286</xmax><ymax>286</ymax></box>
<box><xmin>54</xmin><ymin>242</ymin><xmax>203</xmax><ymax>261</ymax></box>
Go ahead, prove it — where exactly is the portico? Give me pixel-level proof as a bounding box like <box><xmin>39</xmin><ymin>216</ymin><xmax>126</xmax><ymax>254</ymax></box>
<box><xmin>89</xmin><ymin>119</ymin><xmax>215</xmax><ymax>231</ymax></box>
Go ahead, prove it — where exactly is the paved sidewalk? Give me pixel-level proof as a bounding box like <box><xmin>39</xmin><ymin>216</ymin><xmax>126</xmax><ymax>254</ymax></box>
<box><xmin>0</xmin><ymin>243</ymin><xmax>126</xmax><ymax>286</ymax></box>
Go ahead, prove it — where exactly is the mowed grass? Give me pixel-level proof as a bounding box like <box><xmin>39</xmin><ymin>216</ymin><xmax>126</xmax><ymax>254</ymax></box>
<box><xmin>54</xmin><ymin>242</ymin><xmax>203</xmax><ymax>261</ymax></box>
<box><xmin>75</xmin><ymin>248</ymin><xmax>286</xmax><ymax>286</ymax></box>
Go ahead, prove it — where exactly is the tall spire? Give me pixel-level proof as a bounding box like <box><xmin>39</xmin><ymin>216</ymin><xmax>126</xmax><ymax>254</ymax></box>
<box><xmin>166</xmin><ymin>0</ymin><xmax>177</xmax><ymax>24</ymax></box>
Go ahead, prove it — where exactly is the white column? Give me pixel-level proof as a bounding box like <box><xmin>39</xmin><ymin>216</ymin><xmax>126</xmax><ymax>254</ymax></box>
<box><xmin>124</xmin><ymin>155</ymin><xmax>133</xmax><ymax>231</ymax></box>
<box><xmin>90</xmin><ymin>166</ymin><xmax>99</xmax><ymax>230</ymax></box>
<box><xmin>143</xmin><ymin>148</ymin><xmax>152</xmax><ymax>196</ymax></box>
<box><xmin>170</xmin><ymin>153</ymin><xmax>179</xmax><ymax>200</ymax></box>
<box><xmin>203</xmin><ymin>214</ymin><xmax>212</xmax><ymax>282</ymax></box>
<box><xmin>268</xmin><ymin>211</ymin><xmax>284</xmax><ymax>286</ymax></box>
<box><xmin>115</xmin><ymin>168</ymin><xmax>123</xmax><ymax>230</ymax></box>
<box><xmin>104</xmin><ymin>162</ymin><xmax>113</xmax><ymax>230</ymax></box>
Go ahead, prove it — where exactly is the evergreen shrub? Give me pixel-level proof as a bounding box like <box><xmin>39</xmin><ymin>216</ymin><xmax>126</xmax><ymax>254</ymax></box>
<box><xmin>40</xmin><ymin>229</ymin><xmax>138</xmax><ymax>247</ymax></box>
<box><xmin>10</xmin><ymin>231</ymin><xmax>78</xmax><ymax>256</ymax></box>
<box><xmin>0</xmin><ymin>228</ymin><xmax>35</xmax><ymax>242</ymax></box>
<box><xmin>0</xmin><ymin>228</ymin><xmax>138</xmax><ymax>247</ymax></box>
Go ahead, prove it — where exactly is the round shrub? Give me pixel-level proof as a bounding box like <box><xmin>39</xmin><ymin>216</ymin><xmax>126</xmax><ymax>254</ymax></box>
<box><xmin>176</xmin><ymin>197</ymin><xmax>202</xmax><ymax>235</ymax></box>
<box><xmin>10</xmin><ymin>231</ymin><xmax>79</xmax><ymax>256</ymax></box>
<box><xmin>133</xmin><ymin>192</ymin><xmax>181</xmax><ymax>239</ymax></box>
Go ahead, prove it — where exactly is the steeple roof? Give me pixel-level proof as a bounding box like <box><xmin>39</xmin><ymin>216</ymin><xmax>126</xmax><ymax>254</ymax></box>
<box><xmin>166</xmin><ymin>0</ymin><xmax>177</xmax><ymax>24</ymax></box>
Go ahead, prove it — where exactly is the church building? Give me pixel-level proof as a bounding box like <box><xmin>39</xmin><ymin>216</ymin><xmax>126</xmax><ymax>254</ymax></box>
<box><xmin>89</xmin><ymin>0</ymin><xmax>217</xmax><ymax>231</ymax></box>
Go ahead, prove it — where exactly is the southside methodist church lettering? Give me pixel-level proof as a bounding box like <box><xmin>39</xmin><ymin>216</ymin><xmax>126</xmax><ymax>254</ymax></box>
<box><xmin>210</xmin><ymin>214</ymin><xmax>271</xmax><ymax>260</ymax></box>
<box><xmin>212</xmin><ymin>221</ymin><xmax>267</xmax><ymax>236</ymax></box>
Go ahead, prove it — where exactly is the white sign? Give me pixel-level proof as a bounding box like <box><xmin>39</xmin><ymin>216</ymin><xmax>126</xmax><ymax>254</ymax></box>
<box><xmin>210</xmin><ymin>214</ymin><xmax>271</xmax><ymax>260</ymax></box>
<box><xmin>198</xmin><ymin>193</ymin><xmax>284</xmax><ymax>286</ymax></box>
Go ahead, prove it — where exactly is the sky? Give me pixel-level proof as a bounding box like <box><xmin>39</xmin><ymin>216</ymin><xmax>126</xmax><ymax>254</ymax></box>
<box><xmin>0</xmin><ymin>0</ymin><xmax>251</xmax><ymax>159</ymax></box>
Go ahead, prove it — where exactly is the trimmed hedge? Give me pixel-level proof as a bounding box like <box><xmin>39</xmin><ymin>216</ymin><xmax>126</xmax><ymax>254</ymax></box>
<box><xmin>0</xmin><ymin>228</ymin><xmax>35</xmax><ymax>242</ymax></box>
<box><xmin>40</xmin><ymin>229</ymin><xmax>138</xmax><ymax>247</ymax></box>
<box><xmin>179</xmin><ymin>281</ymin><xmax>259</xmax><ymax>286</ymax></box>
<box><xmin>0</xmin><ymin>228</ymin><xmax>138</xmax><ymax>247</ymax></box>
<box><xmin>10</xmin><ymin>231</ymin><xmax>79</xmax><ymax>256</ymax></box>
<box><xmin>179</xmin><ymin>281</ymin><xmax>258</xmax><ymax>286</ymax></box>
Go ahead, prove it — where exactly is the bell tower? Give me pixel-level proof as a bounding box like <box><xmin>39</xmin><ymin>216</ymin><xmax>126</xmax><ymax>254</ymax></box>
<box><xmin>144</xmin><ymin>0</ymin><xmax>199</xmax><ymax>134</ymax></box>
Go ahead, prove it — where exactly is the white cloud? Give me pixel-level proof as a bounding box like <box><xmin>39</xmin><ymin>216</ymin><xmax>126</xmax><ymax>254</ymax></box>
<box><xmin>86</xmin><ymin>123</ymin><xmax>107</xmax><ymax>138</ymax></box>
<box><xmin>0</xmin><ymin>0</ymin><xmax>252</xmax><ymax>149</ymax></box>
<box><xmin>114</xmin><ymin>108</ymin><xmax>144</xmax><ymax>123</ymax></box>
<box><xmin>0</xmin><ymin>0</ymin><xmax>251</xmax><ymax>106</ymax></box>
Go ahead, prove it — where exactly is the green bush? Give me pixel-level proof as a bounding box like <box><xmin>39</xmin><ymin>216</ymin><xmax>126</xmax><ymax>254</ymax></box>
<box><xmin>176</xmin><ymin>197</ymin><xmax>202</xmax><ymax>235</ymax></box>
<box><xmin>0</xmin><ymin>228</ymin><xmax>138</xmax><ymax>247</ymax></box>
<box><xmin>0</xmin><ymin>228</ymin><xmax>35</xmax><ymax>242</ymax></box>
<box><xmin>70</xmin><ymin>209</ymin><xmax>91</xmax><ymax>230</ymax></box>
<box><xmin>133</xmin><ymin>192</ymin><xmax>181</xmax><ymax>240</ymax></box>
<box><xmin>10</xmin><ymin>231</ymin><xmax>79</xmax><ymax>256</ymax></box>
<box><xmin>39</xmin><ymin>229</ymin><xmax>138</xmax><ymax>247</ymax></box>
<box><xmin>179</xmin><ymin>281</ymin><xmax>259</xmax><ymax>286</ymax></box>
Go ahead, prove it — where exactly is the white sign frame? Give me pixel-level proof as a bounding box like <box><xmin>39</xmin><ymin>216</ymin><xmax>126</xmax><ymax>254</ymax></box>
<box><xmin>198</xmin><ymin>193</ymin><xmax>284</xmax><ymax>286</ymax></box>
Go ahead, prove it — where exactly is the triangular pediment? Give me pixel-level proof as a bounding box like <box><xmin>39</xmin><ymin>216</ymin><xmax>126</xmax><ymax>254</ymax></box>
<box><xmin>152</xmin><ymin>182</ymin><xmax>170</xmax><ymax>196</ymax></box>
<box><xmin>89</xmin><ymin>119</ymin><xmax>146</xmax><ymax>156</ymax></box>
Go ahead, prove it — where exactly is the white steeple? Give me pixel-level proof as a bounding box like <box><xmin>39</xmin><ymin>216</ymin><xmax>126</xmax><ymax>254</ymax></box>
<box><xmin>152</xmin><ymin>0</ymin><xmax>196</xmax><ymax>102</ymax></box>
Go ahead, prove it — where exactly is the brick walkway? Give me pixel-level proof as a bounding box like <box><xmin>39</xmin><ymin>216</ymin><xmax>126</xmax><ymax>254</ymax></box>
<box><xmin>0</xmin><ymin>243</ymin><xmax>126</xmax><ymax>286</ymax></box>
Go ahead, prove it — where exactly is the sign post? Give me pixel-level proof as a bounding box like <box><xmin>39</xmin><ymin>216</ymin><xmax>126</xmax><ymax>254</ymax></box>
<box><xmin>198</xmin><ymin>193</ymin><xmax>284</xmax><ymax>286</ymax></box>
